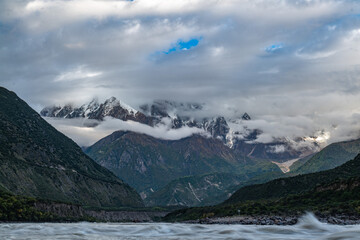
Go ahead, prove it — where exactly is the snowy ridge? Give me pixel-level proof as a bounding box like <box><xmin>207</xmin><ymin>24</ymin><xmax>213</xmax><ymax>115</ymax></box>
<box><xmin>40</xmin><ymin>97</ymin><xmax>139</xmax><ymax>120</ymax></box>
<box><xmin>41</xmin><ymin>98</ymin><xmax>320</xmax><ymax>162</ymax></box>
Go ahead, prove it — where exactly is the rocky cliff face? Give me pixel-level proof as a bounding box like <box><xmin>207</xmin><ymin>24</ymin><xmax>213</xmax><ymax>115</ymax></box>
<box><xmin>0</xmin><ymin>87</ymin><xmax>143</xmax><ymax>208</ymax></box>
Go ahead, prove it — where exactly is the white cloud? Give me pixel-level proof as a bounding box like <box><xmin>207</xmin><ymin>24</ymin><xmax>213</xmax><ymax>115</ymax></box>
<box><xmin>45</xmin><ymin>117</ymin><xmax>208</xmax><ymax>146</ymax></box>
<box><xmin>54</xmin><ymin>65</ymin><xmax>102</xmax><ymax>82</ymax></box>
<box><xmin>267</xmin><ymin>145</ymin><xmax>286</xmax><ymax>154</ymax></box>
<box><xmin>295</xmin><ymin>49</ymin><xmax>337</xmax><ymax>60</ymax></box>
<box><xmin>345</xmin><ymin>29</ymin><xmax>360</xmax><ymax>42</ymax></box>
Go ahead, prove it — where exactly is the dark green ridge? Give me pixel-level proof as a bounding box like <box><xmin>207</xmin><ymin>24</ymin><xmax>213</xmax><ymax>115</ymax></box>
<box><xmin>164</xmin><ymin>154</ymin><xmax>360</xmax><ymax>222</ymax></box>
<box><xmin>163</xmin><ymin>176</ymin><xmax>360</xmax><ymax>222</ymax></box>
<box><xmin>288</xmin><ymin>153</ymin><xmax>314</xmax><ymax>172</ymax></box>
<box><xmin>0</xmin><ymin>86</ymin><xmax>143</xmax><ymax>208</ymax></box>
<box><xmin>225</xmin><ymin>153</ymin><xmax>360</xmax><ymax>204</ymax></box>
<box><xmin>85</xmin><ymin>130</ymin><xmax>283</xmax><ymax>206</ymax></box>
<box><xmin>291</xmin><ymin>138</ymin><xmax>360</xmax><ymax>174</ymax></box>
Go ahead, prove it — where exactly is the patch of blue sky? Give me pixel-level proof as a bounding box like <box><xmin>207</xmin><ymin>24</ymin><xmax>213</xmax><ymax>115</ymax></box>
<box><xmin>265</xmin><ymin>43</ymin><xmax>284</xmax><ymax>53</ymax></box>
<box><xmin>148</xmin><ymin>37</ymin><xmax>202</xmax><ymax>61</ymax></box>
<box><xmin>163</xmin><ymin>38</ymin><xmax>201</xmax><ymax>54</ymax></box>
<box><xmin>178</xmin><ymin>38</ymin><xmax>200</xmax><ymax>50</ymax></box>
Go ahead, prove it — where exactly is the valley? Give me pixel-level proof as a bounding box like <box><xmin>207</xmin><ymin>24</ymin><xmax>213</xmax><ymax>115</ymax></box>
<box><xmin>1</xmin><ymin>86</ymin><xmax>360</xmax><ymax>224</ymax></box>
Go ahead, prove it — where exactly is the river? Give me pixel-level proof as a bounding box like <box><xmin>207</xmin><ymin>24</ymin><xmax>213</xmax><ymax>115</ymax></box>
<box><xmin>1</xmin><ymin>213</ymin><xmax>359</xmax><ymax>239</ymax></box>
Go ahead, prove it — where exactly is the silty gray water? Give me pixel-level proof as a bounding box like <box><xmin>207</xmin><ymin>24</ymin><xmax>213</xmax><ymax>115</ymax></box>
<box><xmin>1</xmin><ymin>213</ymin><xmax>359</xmax><ymax>240</ymax></box>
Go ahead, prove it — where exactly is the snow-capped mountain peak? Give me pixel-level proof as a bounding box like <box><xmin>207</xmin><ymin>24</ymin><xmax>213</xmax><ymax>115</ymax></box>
<box><xmin>83</xmin><ymin>98</ymin><xmax>100</xmax><ymax>116</ymax></box>
<box><xmin>40</xmin><ymin>97</ymin><xmax>141</xmax><ymax>121</ymax></box>
<box><xmin>102</xmin><ymin>96</ymin><xmax>138</xmax><ymax>116</ymax></box>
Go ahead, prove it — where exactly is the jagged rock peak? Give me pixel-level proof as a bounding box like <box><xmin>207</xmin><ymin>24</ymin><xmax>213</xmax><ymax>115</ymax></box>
<box><xmin>106</xmin><ymin>96</ymin><xmax>117</xmax><ymax>103</ymax></box>
<box><xmin>102</xmin><ymin>96</ymin><xmax>138</xmax><ymax>115</ymax></box>
<box><xmin>242</xmin><ymin>112</ymin><xmax>251</xmax><ymax>120</ymax></box>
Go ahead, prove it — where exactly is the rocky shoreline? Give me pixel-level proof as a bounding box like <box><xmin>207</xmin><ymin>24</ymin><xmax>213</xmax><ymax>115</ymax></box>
<box><xmin>183</xmin><ymin>214</ymin><xmax>360</xmax><ymax>225</ymax></box>
<box><xmin>34</xmin><ymin>202</ymin><xmax>169</xmax><ymax>222</ymax></box>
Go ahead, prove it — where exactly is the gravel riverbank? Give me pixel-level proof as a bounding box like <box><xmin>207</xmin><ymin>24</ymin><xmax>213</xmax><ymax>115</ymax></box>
<box><xmin>183</xmin><ymin>214</ymin><xmax>360</xmax><ymax>225</ymax></box>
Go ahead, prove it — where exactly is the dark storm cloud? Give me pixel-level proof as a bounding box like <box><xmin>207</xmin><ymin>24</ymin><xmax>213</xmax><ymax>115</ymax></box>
<box><xmin>1</xmin><ymin>0</ymin><xmax>360</xmax><ymax>146</ymax></box>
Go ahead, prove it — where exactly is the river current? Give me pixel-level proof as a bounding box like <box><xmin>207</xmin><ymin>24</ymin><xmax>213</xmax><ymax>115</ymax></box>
<box><xmin>1</xmin><ymin>213</ymin><xmax>359</xmax><ymax>239</ymax></box>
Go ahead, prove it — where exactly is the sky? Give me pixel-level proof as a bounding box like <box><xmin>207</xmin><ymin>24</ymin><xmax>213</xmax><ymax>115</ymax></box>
<box><xmin>1</xmin><ymin>0</ymin><xmax>360</xmax><ymax>147</ymax></box>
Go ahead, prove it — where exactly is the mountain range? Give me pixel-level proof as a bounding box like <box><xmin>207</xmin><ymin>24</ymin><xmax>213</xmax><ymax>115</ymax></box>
<box><xmin>41</xmin><ymin>96</ymin><xmax>359</xmax><ymax>207</ymax></box>
<box><xmin>41</xmin><ymin>97</ymin><xmax>153</xmax><ymax>125</ymax></box>
<box><xmin>41</xmin><ymin>97</ymin><xmax>317</xmax><ymax>162</ymax></box>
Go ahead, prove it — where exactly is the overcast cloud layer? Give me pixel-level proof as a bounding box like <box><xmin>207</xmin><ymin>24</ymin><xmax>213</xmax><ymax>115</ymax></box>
<box><xmin>1</xmin><ymin>0</ymin><xmax>360</xmax><ymax>146</ymax></box>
